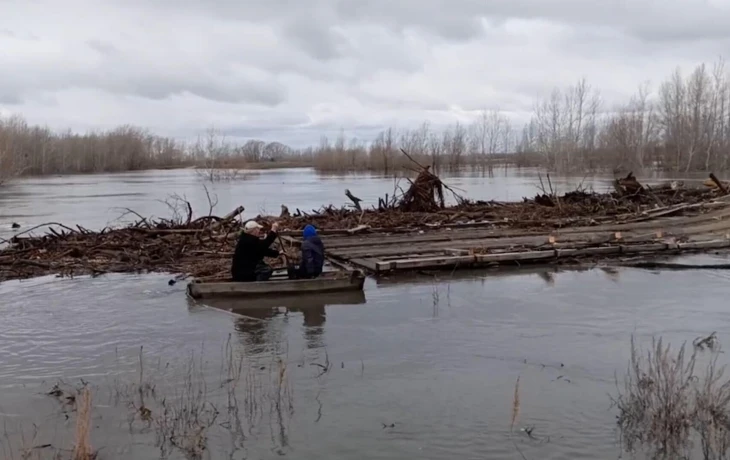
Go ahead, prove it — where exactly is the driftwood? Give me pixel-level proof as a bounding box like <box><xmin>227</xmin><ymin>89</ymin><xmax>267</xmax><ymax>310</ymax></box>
<box><xmin>1</xmin><ymin>173</ymin><xmax>726</xmax><ymax>282</ymax></box>
<box><xmin>0</xmin><ymin>204</ymin><xmax>254</xmax><ymax>282</ymax></box>
<box><xmin>710</xmin><ymin>173</ymin><xmax>728</xmax><ymax>194</ymax></box>
<box><xmin>345</xmin><ymin>189</ymin><xmax>363</xmax><ymax>212</ymax></box>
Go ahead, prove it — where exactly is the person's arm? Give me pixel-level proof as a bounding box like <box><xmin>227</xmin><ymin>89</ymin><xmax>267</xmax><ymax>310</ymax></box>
<box><xmin>262</xmin><ymin>231</ymin><xmax>277</xmax><ymax>247</ymax></box>
<box><xmin>264</xmin><ymin>247</ymin><xmax>279</xmax><ymax>258</ymax></box>
<box><xmin>261</xmin><ymin>222</ymin><xmax>279</xmax><ymax>247</ymax></box>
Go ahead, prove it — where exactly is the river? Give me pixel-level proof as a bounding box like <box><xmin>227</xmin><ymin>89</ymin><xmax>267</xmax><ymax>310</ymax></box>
<box><xmin>0</xmin><ymin>167</ymin><xmax>728</xmax><ymax>459</ymax></box>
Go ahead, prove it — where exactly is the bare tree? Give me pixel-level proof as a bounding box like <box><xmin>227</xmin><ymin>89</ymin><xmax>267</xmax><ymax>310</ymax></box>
<box><xmin>193</xmin><ymin>127</ymin><xmax>244</xmax><ymax>182</ymax></box>
<box><xmin>473</xmin><ymin>109</ymin><xmax>509</xmax><ymax>173</ymax></box>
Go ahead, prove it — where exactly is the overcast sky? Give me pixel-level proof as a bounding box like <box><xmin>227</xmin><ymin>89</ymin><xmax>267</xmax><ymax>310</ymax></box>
<box><xmin>1</xmin><ymin>0</ymin><xmax>729</xmax><ymax>146</ymax></box>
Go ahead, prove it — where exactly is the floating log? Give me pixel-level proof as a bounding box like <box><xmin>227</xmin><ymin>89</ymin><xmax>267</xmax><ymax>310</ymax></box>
<box><xmin>361</xmin><ymin>239</ymin><xmax>730</xmax><ymax>273</ymax></box>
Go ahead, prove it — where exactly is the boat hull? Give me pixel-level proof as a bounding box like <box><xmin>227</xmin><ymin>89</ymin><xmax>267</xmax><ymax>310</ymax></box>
<box><xmin>186</xmin><ymin>270</ymin><xmax>366</xmax><ymax>299</ymax></box>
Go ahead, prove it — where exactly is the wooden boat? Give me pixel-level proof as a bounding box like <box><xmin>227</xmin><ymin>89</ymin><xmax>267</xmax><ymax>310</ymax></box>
<box><xmin>186</xmin><ymin>269</ymin><xmax>366</xmax><ymax>299</ymax></box>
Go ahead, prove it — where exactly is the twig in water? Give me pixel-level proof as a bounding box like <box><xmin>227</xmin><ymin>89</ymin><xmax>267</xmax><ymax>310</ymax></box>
<box><xmin>694</xmin><ymin>331</ymin><xmax>718</xmax><ymax>351</ymax></box>
<box><xmin>314</xmin><ymin>390</ymin><xmax>323</xmax><ymax>423</ymax></box>
<box><xmin>510</xmin><ymin>376</ymin><xmax>520</xmax><ymax>432</ymax></box>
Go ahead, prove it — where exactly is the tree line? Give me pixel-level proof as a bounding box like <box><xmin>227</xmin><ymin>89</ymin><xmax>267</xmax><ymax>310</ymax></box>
<box><xmin>3</xmin><ymin>58</ymin><xmax>730</xmax><ymax>182</ymax></box>
<box><xmin>310</xmin><ymin>59</ymin><xmax>730</xmax><ymax>174</ymax></box>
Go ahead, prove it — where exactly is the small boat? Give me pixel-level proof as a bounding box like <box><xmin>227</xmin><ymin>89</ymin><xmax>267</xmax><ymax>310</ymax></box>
<box><xmin>186</xmin><ymin>269</ymin><xmax>366</xmax><ymax>300</ymax></box>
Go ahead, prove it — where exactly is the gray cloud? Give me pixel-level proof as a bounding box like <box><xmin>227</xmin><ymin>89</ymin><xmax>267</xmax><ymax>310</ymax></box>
<box><xmin>1</xmin><ymin>0</ymin><xmax>728</xmax><ymax>146</ymax></box>
<box><xmin>283</xmin><ymin>21</ymin><xmax>348</xmax><ymax>61</ymax></box>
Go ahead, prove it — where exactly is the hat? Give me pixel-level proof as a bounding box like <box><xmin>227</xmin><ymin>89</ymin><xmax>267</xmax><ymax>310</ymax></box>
<box><xmin>244</xmin><ymin>220</ymin><xmax>263</xmax><ymax>231</ymax></box>
<box><xmin>303</xmin><ymin>224</ymin><xmax>317</xmax><ymax>239</ymax></box>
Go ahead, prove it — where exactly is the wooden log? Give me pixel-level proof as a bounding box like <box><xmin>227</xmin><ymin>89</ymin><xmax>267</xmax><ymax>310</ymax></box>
<box><xmin>476</xmin><ymin>251</ymin><xmax>555</xmax><ymax>263</ymax></box>
<box><xmin>443</xmin><ymin>248</ymin><xmax>472</xmax><ymax>255</ymax></box>
<box><xmin>319</xmin><ymin>207</ymin><xmax>730</xmax><ymax>250</ymax></box>
<box><xmin>619</xmin><ymin>243</ymin><xmax>669</xmax><ymax>253</ymax></box>
<box><xmin>348</xmin><ymin>258</ymin><xmax>379</xmax><ymax>272</ymax></box>
<box><xmin>345</xmin><ymin>189</ymin><xmax>363</xmax><ymax>212</ymax></box>
<box><xmin>385</xmin><ymin>255</ymin><xmax>477</xmax><ymax>271</ymax></box>
<box><xmin>710</xmin><ymin>173</ymin><xmax>728</xmax><ymax>194</ymax></box>
<box><xmin>569</xmin><ymin>246</ymin><xmax>622</xmax><ymax>257</ymax></box>
<box><xmin>347</xmin><ymin>224</ymin><xmax>371</xmax><ymax>234</ymax></box>
<box><xmin>677</xmin><ymin>240</ymin><xmax>730</xmax><ymax>250</ymax></box>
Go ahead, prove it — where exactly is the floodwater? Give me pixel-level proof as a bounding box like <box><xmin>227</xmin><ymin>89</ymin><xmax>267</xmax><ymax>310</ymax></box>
<box><xmin>0</xmin><ymin>168</ymin><xmax>729</xmax><ymax>459</ymax></box>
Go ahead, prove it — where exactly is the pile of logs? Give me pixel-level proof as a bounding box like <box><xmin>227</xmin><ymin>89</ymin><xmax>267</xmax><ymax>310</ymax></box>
<box><xmin>1</xmin><ymin>170</ymin><xmax>727</xmax><ymax>282</ymax></box>
<box><xmin>396</xmin><ymin>166</ymin><xmax>446</xmax><ymax>212</ymax></box>
<box><xmin>0</xmin><ymin>205</ymin><xmax>289</xmax><ymax>282</ymax></box>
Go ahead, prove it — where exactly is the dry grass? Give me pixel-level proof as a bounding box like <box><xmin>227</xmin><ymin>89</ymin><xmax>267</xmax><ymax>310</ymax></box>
<box><xmin>511</xmin><ymin>376</ymin><xmax>521</xmax><ymax>433</ymax></box>
<box><xmin>1</xmin><ymin>335</ymin><xmax>302</xmax><ymax>460</ymax></box>
<box><xmin>0</xmin><ymin>381</ymin><xmax>99</xmax><ymax>460</ymax></box>
<box><xmin>72</xmin><ymin>388</ymin><xmax>93</xmax><ymax>460</ymax></box>
<box><xmin>613</xmin><ymin>335</ymin><xmax>730</xmax><ymax>459</ymax></box>
<box><xmin>107</xmin><ymin>340</ymin><xmax>295</xmax><ymax>459</ymax></box>
<box><xmin>613</xmin><ymin>337</ymin><xmax>695</xmax><ymax>457</ymax></box>
<box><xmin>153</xmin><ymin>353</ymin><xmax>220</xmax><ymax>460</ymax></box>
<box><xmin>694</xmin><ymin>351</ymin><xmax>730</xmax><ymax>460</ymax></box>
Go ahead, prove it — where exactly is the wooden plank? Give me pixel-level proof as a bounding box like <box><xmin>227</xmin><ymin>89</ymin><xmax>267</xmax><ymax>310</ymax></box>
<box><xmin>476</xmin><ymin>250</ymin><xmax>555</xmax><ymax>263</ymax></box>
<box><xmin>391</xmin><ymin>255</ymin><xmax>477</xmax><ymax>270</ymax></box>
<box><xmin>570</xmin><ymin>246</ymin><xmax>622</xmax><ymax>257</ymax></box>
<box><xmin>443</xmin><ymin>248</ymin><xmax>472</xmax><ymax>255</ymax></box>
<box><xmin>324</xmin><ymin>255</ymin><xmax>355</xmax><ymax>271</ymax></box>
<box><xmin>319</xmin><ymin>205</ymin><xmax>730</xmax><ymax>250</ymax></box>
<box><xmin>375</xmin><ymin>260</ymin><xmax>394</xmax><ymax>272</ymax></box>
<box><xmin>328</xmin><ymin>232</ymin><xmax>625</xmax><ymax>258</ymax></box>
<box><xmin>334</xmin><ymin>238</ymin><xmax>730</xmax><ymax>274</ymax></box>
<box><xmin>348</xmin><ymin>258</ymin><xmax>380</xmax><ymax>272</ymax></box>
<box><xmin>620</xmin><ymin>243</ymin><xmax>669</xmax><ymax>254</ymax></box>
<box><xmin>677</xmin><ymin>240</ymin><xmax>730</xmax><ymax>250</ymax></box>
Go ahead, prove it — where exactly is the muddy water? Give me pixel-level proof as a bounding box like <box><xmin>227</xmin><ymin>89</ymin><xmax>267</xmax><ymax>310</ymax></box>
<box><xmin>0</xmin><ymin>167</ymin><xmax>611</xmax><ymax>241</ymax></box>
<box><xmin>0</xmin><ymin>168</ymin><xmax>729</xmax><ymax>459</ymax></box>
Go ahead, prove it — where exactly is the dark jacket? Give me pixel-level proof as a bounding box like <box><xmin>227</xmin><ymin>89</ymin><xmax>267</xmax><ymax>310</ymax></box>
<box><xmin>301</xmin><ymin>235</ymin><xmax>325</xmax><ymax>277</ymax></box>
<box><xmin>231</xmin><ymin>231</ymin><xmax>279</xmax><ymax>281</ymax></box>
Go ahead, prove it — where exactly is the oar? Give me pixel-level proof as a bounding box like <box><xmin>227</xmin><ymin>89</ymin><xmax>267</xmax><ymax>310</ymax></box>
<box><xmin>263</xmin><ymin>218</ymin><xmax>291</xmax><ymax>268</ymax></box>
<box><xmin>276</xmin><ymin>233</ymin><xmax>290</xmax><ymax>266</ymax></box>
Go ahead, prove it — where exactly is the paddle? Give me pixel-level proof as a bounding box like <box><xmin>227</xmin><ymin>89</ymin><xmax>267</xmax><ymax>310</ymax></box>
<box><xmin>264</xmin><ymin>220</ymin><xmax>290</xmax><ymax>267</ymax></box>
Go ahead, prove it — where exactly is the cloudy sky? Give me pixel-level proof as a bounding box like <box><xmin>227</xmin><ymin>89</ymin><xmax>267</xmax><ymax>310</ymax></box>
<box><xmin>1</xmin><ymin>0</ymin><xmax>729</xmax><ymax>146</ymax></box>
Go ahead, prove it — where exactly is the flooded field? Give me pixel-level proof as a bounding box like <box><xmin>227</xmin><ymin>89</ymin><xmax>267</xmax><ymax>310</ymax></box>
<box><xmin>1</xmin><ymin>168</ymin><xmax>729</xmax><ymax>459</ymax></box>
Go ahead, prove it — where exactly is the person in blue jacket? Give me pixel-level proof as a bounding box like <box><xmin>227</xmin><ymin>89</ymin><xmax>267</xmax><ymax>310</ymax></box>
<box><xmin>288</xmin><ymin>224</ymin><xmax>325</xmax><ymax>279</ymax></box>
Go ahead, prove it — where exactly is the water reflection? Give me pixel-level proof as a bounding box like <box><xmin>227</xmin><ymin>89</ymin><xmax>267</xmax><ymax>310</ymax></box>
<box><xmin>195</xmin><ymin>291</ymin><xmax>366</xmax><ymax>351</ymax></box>
<box><xmin>373</xmin><ymin>265</ymin><xmax>601</xmax><ymax>287</ymax></box>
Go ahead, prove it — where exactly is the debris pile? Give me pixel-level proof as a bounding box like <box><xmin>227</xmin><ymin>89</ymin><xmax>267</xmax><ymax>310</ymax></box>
<box><xmin>397</xmin><ymin>166</ymin><xmax>446</xmax><ymax>212</ymax></box>
<box><xmin>276</xmin><ymin>172</ymin><xmax>721</xmax><ymax>233</ymax></box>
<box><xmin>0</xmin><ymin>167</ymin><xmax>726</xmax><ymax>282</ymax></box>
<box><xmin>0</xmin><ymin>205</ymin><xmax>293</xmax><ymax>282</ymax></box>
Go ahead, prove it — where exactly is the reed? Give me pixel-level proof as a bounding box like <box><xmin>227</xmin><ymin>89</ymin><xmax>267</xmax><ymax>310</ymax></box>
<box><xmin>510</xmin><ymin>376</ymin><xmax>520</xmax><ymax>433</ymax></box>
<box><xmin>611</xmin><ymin>335</ymin><xmax>730</xmax><ymax>459</ymax></box>
<box><xmin>72</xmin><ymin>388</ymin><xmax>93</xmax><ymax>460</ymax></box>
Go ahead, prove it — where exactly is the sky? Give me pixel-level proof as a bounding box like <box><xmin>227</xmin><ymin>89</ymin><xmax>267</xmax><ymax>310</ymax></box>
<box><xmin>1</xmin><ymin>0</ymin><xmax>729</xmax><ymax>147</ymax></box>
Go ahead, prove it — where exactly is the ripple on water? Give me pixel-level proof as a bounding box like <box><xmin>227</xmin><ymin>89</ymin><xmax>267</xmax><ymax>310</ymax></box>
<box><xmin>0</xmin><ymin>274</ymin><xmax>232</xmax><ymax>385</ymax></box>
<box><xmin>2</xmin><ymin>263</ymin><xmax>730</xmax><ymax>459</ymax></box>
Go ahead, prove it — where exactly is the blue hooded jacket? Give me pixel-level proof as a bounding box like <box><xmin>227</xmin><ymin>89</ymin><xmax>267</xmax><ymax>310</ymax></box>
<box><xmin>301</xmin><ymin>225</ymin><xmax>325</xmax><ymax>277</ymax></box>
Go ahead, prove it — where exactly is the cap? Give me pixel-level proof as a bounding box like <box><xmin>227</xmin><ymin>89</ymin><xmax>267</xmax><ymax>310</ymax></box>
<box><xmin>244</xmin><ymin>220</ymin><xmax>263</xmax><ymax>231</ymax></box>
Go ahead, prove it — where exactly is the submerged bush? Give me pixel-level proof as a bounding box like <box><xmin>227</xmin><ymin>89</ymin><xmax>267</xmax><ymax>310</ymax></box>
<box><xmin>614</xmin><ymin>335</ymin><xmax>730</xmax><ymax>459</ymax></box>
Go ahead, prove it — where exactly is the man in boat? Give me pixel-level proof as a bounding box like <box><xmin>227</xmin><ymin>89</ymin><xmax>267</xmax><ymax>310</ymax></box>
<box><xmin>231</xmin><ymin>220</ymin><xmax>280</xmax><ymax>282</ymax></box>
<box><xmin>288</xmin><ymin>224</ymin><xmax>325</xmax><ymax>279</ymax></box>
